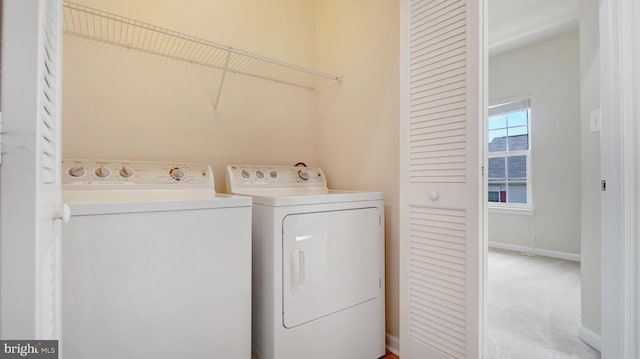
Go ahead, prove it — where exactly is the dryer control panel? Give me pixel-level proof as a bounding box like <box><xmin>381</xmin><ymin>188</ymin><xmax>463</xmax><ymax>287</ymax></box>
<box><xmin>226</xmin><ymin>165</ymin><xmax>327</xmax><ymax>190</ymax></box>
<box><xmin>62</xmin><ymin>159</ymin><xmax>214</xmax><ymax>189</ymax></box>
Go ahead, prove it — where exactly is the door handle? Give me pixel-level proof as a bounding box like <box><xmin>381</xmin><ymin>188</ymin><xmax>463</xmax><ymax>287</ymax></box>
<box><xmin>290</xmin><ymin>249</ymin><xmax>305</xmax><ymax>292</ymax></box>
<box><xmin>54</xmin><ymin>204</ymin><xmax>71</xmax><ymax>223</ymax></box>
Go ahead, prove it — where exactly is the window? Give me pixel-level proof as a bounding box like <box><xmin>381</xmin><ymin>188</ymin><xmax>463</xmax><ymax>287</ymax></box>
<box><xmin>488</xmin><ymin>99</ymin><xmax>531</xmax><ymax>207</ymax></box>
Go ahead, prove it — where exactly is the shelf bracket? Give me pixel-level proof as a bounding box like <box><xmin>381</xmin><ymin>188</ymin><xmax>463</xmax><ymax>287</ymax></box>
<box><xmin>214</xmin><ymin>48</ymin><xmax>232</xmax><ymax>111</ymax></box>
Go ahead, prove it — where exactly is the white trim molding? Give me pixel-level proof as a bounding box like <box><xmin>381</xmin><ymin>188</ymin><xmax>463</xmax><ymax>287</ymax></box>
<box><xmin>489</xmin><ymin>241</ymin><xmax>580</xmax><ymax>262</ymax></box>
<box><xmin>489</xmin><ymin>16</ymin><xmax>579</xmax><ymax>57</ymax></box>
<box><xmin>386</xmin><ymin>333</ymin><xmax>399</xmax><ymax>356</ymax></box>
<box><xmin>578</xmin><ymin>326</ymin><xmax>602</xmax><ymax>352</ymax></box>
<box><xmin>600</xmin><ymin>0</ymin><xmax>640</xmax><ymax>357</ymax></box>
<box><xmin>489</xmin><ymin>206</ymin><xmax>535</xmax><ymax>216</ymax></box>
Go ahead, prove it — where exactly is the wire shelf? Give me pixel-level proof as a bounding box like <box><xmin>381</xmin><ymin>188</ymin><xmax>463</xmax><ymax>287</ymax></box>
<box><xmin>62</xmin><ymin>1</ymin><xmax>342</xmax><ymax>108</ymax></box>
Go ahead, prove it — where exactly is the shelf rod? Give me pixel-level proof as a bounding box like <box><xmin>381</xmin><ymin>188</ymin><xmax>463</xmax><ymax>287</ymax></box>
<box><xmin>230</xmin><ymin>48</ymin><xmax>341</xmax><ymax>82</ymax></box>
<box><xmin>214</xmin><ymin>48</ymin><xmax>232</xmax><ymax>111</ymax></box>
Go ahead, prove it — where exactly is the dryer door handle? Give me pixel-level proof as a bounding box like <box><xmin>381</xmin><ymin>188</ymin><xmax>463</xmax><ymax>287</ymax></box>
<box><xmin>290</xmin><ymin>249</ymin><xmax>305</xmax><ymax>292</ymax></box>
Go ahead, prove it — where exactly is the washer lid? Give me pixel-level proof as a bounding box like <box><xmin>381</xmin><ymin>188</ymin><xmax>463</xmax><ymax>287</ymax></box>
<box><xmin>232</xmin><ymin>189</ymin><xmax>383</xmax><ymax>207</ymax></box>
<box><xmin>64</xmin><ymin>190</ymin><xmax>252</xmax><ymax>215</ymax></box>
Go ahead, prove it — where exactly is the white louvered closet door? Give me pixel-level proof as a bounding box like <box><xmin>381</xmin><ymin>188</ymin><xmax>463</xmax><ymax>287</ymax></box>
<box><xmin>0</xmin><ymin>0</ymin><xmax>63</xmax><ymax>340</ymax></box>
<box><xmin>400</xmin><ymin>0</ymin><xmax>483</xmax><ymax>358</ymax></box>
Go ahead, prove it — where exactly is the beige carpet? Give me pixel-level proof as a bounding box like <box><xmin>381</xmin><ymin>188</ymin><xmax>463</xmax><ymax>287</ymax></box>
<box><xmin>488</xmin><ymin>248</ymin><xmax>600</xmax><ymax>359</ymax></box>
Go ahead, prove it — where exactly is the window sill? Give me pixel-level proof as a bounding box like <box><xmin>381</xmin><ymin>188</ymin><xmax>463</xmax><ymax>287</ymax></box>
<box><xmin>488</xmin><ymin>206</ymin><xmax>535</xmax><ymax>216</ymax></box>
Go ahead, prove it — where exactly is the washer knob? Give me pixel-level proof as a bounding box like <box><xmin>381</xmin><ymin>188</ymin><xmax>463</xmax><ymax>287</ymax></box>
<box><xmin>119</xmin><ymin>166</ymin><xmax>134</xmax><ymax>178</ymax></box>
<box><xmin>94</xmin><ymin>166</ymin><xmax>111</xmax><ymax>178</ymax></box>
<box><xmin>68</xmin><ymin>165</ymin><xmax>86</xmax><ymax>177</ymax></box>
<box><xmin>269</xmin><ymin>170</ymin><xmax>278</xmax><ymax>179</ymax></box>
<box><xmin>170</xmin><ymin>167</ymin><xmax>187</xmax><ymax>181</ymax></box>
<box><xmin>256</xmin><ymin>170</ymin><xmax>265</xmax><ymax>179</ymax></box>
<box><xmin>241</xmin><ymin>169</ymin><xmax>250</xmax><ymax>179</ymax></box>
<box><xmin>298</xmin><ymin>170</ymin><xmax>310</xmax><ymax>181</ymax></box>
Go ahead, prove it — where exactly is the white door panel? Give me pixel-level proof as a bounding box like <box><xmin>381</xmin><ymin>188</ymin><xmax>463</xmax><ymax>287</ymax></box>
<box><xmin>400</xmin><ymin>0</ymin><xmax>484</xmax><ymax>358</ymax></box>
<box><xmin>282</xmin><ymin>208</ymin><xmax>381</xmax><ymax>328</ymax></box>
<box><xmin>1</xmin><ymin>0</ymin><xmax>63</xmax><ymax>339</ymax></box>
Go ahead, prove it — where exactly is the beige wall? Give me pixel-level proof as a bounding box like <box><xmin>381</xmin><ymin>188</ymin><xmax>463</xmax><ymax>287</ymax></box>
<box><xmin>63</xmin><ymin>0</ymin><xmax>319</xmax><ymax>192</ymax></box>
<box><xmin>579</xmin><ymin>0</ymin><xmax>601</xmax><ymax>338</ymax></box>
<box><xmin>315</xmin><ymin>0</ymin><xmax>400</xmax><ymax>344</ymax></box>
<box><xmin>488</xmin><ymin>31</ymin><xmax>582</xmax><ymax>255</ymax></box>
<box><xmin>63</xmin><ymin>0</ymin><xmax>401</xmax><ymax>344</ymax></box>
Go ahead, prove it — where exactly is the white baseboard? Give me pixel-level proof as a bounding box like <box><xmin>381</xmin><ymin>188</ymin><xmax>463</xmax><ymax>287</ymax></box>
<box><xmin>384</xmin><ymin>328</ymin><xmax>596</xmax><ymax>356</ymax></box>
<box><xmin>386</xmin><ymin>333</ymin><xmax>399</xmax><ymax>355</ymax></box>
<box><xmin>489</xmin><ymin>241</ymin><xmax>581</xmax><ymax>262</ymax></box>
<box><xmin>578</xmin><ymin>326</ymin><xmax>602</xmax><ymax>352</ymax></box>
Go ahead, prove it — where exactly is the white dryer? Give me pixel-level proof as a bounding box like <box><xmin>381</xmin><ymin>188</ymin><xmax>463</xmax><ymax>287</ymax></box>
<box><xmin>62</xmin><ymin>159</ymin><xmax>252</xmax><ymax>359</ymax></box>
<box><xmin>226</xmin><ymin>165</ymin><xmax>385</xmax><ymax>359</ymax></box>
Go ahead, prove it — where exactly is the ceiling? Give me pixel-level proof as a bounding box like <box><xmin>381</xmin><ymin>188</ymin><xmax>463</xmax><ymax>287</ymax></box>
<box><xmin>489</xmin><ymin>0</ymin><xmax>580</xmax><ymax>56</ymax></box>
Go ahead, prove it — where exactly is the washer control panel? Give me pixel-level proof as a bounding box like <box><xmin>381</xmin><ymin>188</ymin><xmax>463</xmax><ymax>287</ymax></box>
<box><xmin>226</xmin><ymin>165</ymin><xmax>326</xmax><ymax>189</ymax></box>
<box><xmin>63</xmin><ymin>159</ymin><xmax>214</xmax><ymax>189</ymax></box>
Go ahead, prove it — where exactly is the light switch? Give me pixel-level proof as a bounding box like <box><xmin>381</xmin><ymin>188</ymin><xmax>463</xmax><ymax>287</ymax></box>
<box><xmin>590</xmin><ymin>109</ymin><xmax>601</xmax><ymax>133</ymax></box>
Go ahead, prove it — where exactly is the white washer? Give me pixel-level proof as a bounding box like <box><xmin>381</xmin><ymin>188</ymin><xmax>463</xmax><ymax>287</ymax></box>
<box><xmin>226</xmin><ymin>165</ymin><xmax>385</xmax><ymax>359</ymax></box>
<box><xmin>62</xmin><ymin>159</ymin><xmax>252</xmax><ymax>359</ymax></box>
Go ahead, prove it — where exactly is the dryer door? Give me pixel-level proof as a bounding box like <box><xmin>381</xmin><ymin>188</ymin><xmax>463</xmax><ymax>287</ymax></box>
<box><xmin>282</xmin><ymin>207</ymin><xmax>381</xmax><ymax>328</ymax></box>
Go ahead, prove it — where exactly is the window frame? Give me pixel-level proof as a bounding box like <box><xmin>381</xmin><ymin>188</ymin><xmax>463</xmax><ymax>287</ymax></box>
<box><xmin>487</xmin><ymin>99</ymin><xmax>533</xmax><ymax>211</ymax></box>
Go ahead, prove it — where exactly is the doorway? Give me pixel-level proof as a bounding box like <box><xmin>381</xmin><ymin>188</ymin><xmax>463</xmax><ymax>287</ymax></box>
<box><xmin>485</xmin><ymin>0</ymin><xmax>601</xmax><ymax>357</ymax></box>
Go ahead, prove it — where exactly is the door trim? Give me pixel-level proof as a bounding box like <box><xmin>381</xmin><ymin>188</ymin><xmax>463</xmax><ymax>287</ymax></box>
<box><xmin>600</xmin><ymin>0</ymin><xmax>639</xmax><ymax>357</ymax></box>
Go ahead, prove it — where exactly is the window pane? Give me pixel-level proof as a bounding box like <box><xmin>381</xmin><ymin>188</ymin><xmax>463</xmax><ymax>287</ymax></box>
<box><xmin>507</xmin><ymin>155</ymin><xmax>527</xmax><ymax>179</ymax></box>
<box><xmin>488</xmin><ymin>182</ymin><xmax>507</xmax><ymax>203</ymax></box>
<box><xmin>507</xmin><ymin>110</ymin><xmax>528</xmax><ymax>127</ymax></box>
<box><xmin>508</xmin><ymin>182</ymin><xmax>527</xmax><ymax>203</ymax></box>
<box><xmin>488</xmin><ymin>157</ymin><xmax>506</xmax><ymax>179</ymax></box>
<box><xmin>486</xmin><ymin>105</ymin><xmax>531</xmax><ymax>206</ymax></box>
<box><xmin>489</xmin><ymin>114</ymin><xmax>506</xmax><ymax>130</ymax></box>
<box><xmin>488</xmin><ymin>129</ymin><xmax>507</xmax><ymax>152</ymax></box>
<box><xmin>507</xmin><ymin>132</ymin><xmax>529</xmax><ymax>151</ymax></box>
<box><xmin>508</xmin><ymin>125</ymin><xmax>528</xmax><ymax>136</ymax></box>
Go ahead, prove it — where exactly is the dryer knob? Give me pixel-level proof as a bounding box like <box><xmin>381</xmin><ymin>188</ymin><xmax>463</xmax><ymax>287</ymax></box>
<box><xmin>269</xmin><ymin>170</ymin><xmax>278</xmax><ymax>179</ymax></box>
<box><xmin>94</xmin><ymin>166</ymin><xmax>111</xmax><ymax>178</ymax></box>
<box><xmin>298</xmin><ymin>170</ymin><xmax>310</xmax><ymax>181</ymax></box>
<box><xmin>255</xmin><ymin>170</ymin><xmax>265</xmax><ymax>179</ymax></box>
<box><xmin>68</xmin><ymin>165</ymin><xmax>86</xmax><ymax>178</ymax></box>
<box><xmin>119</xmin><ymin>166</ymin><xmax>134</xmax><ymax>178</ymax></box>
<box><xmin>170</xmin><ymin>167</ymin><xmax>187</xmax><ymax>181</ymax></box>
<box><xmin>241</xmin><ymin>169</ymin><xmax>250</xmax><ymax>179</ymax></box>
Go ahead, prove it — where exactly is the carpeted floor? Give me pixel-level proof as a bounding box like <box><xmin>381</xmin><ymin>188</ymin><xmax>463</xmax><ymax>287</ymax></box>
<box><xmin>488</xmin><ymin>248</ymin><xmax>600</xmax><ymax>359</ymax></box>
